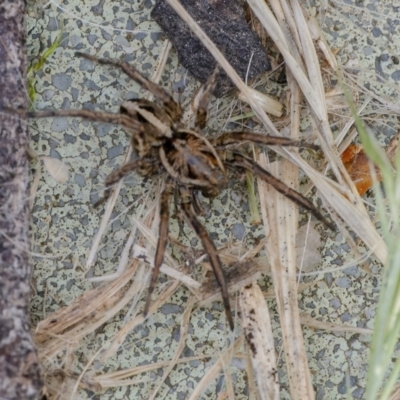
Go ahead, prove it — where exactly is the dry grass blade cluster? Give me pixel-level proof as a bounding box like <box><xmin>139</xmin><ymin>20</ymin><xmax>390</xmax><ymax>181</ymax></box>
<box><xmin>31</xmin><ymin>0</ymin><xmax>393</xmax><ymax>399</ymax></box>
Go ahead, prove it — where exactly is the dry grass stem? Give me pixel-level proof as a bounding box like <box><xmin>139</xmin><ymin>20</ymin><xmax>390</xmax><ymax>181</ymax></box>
<box><xmin>130</xmin><ymin>213</ymin><xmax>184</xmax><ymax>269</ymax></box>
<box><xmin>92</xmin><ymin>354</ymin><xmax>213</xmax><ymax>388</ymax></box>
<box><xmin>300</xmin><ymin>314</ymin><xmax>373</xmax><ymax>335</ymax></box>
<box><xmin>148</xmin><ymin>297</ymin><xmax>196</xmax><ymax>400</ymax></box>
<box><xmin>187</xmin><ymin>338</ymin><xmax>242</xmax><ymax>400</ymax></box>
<box><xmin>302</xmin><ymin>7</ymin><xmax>338</xmax><ymax>71</ymax></box>
<box><xmin>35</xmin><ymin>259</ymin><xmax>138</xmax><ymax>345</ymax></box>
<box><xmin>240</xmin><ymin>284</ymin><xmax>279</xmax><ymax>400</ymax></box>
<box><xmin>389</xmin><ymin>384</ymin><xmax>400</xmax><ymax>400</ymax></box>
<box><xmin>269</xmin><ymin>0</ymin><xmax>302</xmax><ymax>55</ymax></box>
<box><xmin>238</xmin><ymin>88</ymin><xmax>283</xmax><ymax>117</ymax></box>
<box><xmin>263</xmin><ymin>281</ymin><xmax>324</xmax><ymax>299</ymax></box>
<box><xmin>132</xmin><ymin>244</ymin><xmax>201</xmax><ymax>289</ymax></box>
<box><xmin>36</xmin><ymin>261</ymin><xmax>141</xmax><ymax>361</ymax></box>
<box><xmin>245</xmin><ymin>347</ymin><xmax>259</xmax><ymax>400</ymax></box>
<box><xmin>85</xmin><ymin>148</ymin><xmax>133</xmax><ymax>270</ymax></box>
<box><xmin>248</xmin><ymin>0</ymin><xmax>324</xmax><ymax>121</ymax></box>
<box><xmin>100</xmin><ymin>279</ymin><xmax>180</xmax><ymax>361</ymax></box>
<box><xmin>257</xmin><ymin>156</ymin><xmax>314</xmax><ymax>399</ymax></box>
<box><xmin>198</xmin><ymin>260</ymin><xmax>262</xmax><ymax>305</ymax></box>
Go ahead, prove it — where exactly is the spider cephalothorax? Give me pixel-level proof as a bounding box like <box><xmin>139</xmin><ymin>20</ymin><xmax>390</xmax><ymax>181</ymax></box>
<box><xmin>27</xmin><ymin>52</ymin><xmax>334</xmax><ymax>329</ymax></box>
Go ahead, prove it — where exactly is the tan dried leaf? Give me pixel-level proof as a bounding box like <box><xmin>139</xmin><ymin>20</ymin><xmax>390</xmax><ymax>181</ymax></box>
<box><xmin>41</xmin><ymin>156</ymin><xmax>69</xmax><ymax>183</ymax></box>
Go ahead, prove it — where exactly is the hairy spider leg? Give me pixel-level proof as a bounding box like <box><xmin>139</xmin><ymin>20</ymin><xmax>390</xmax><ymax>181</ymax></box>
<box><xmin>214</xmin><ymin>131</ymin><xmax>320</xmax><ymax>152</ymax></box>
<box><xmin>27</xmin><ymin>108</ymin><xmax>143</xmax><ymax>133</ymax></box>
<box><xmin>76</xmin><ymin>52</ymin><xmax>182</xmax><ymax>122</ymax></box>
<box><xmin>173</xmin><ymin>186</ymin><xmax>189</xmax><ymax>242</ymax></box>
<box><xmin>143</xmin><ymin>178</ymin><xmax>174</xmax><ymax>317</ymax></box>
<box><xmin>180</xmin><ymin>187</ymin><xmax>234</xmax><ymax>330</ymax></box>
<box><xmin>94</xmin><ymin>159</ymin><xmax>152</xmax><ymax>208</ymax></box>
<box><xmin>191</xmin><ymin>191</ymin><xmax>205</xmax><ymax>216</ymax></box>
<box><xmin>195</xmin><ymin>66</ymin><xmax>220</xmax><ymax>129</ymax></box>
<box><xmin>231</xmin><ymin>153</ymin><xmax>335</xmax><ymax>231</ymax></box>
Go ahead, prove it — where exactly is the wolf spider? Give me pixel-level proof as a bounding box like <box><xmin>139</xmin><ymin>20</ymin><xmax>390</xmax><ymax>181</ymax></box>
<box><xmin>28</xmin><ymin>52</ymin><xmax>333</xmax><ymax>330</ymax></box>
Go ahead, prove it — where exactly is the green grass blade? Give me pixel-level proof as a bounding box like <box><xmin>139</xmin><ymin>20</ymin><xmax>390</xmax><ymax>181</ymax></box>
<box><xmin>28</xmin><ymin>24</ymin><xmax>64</xmax><ymax>107</ymax></box>
<box><xmin>246</xmin><ymin>170</ymin><xmax>261</xmax><ymax>225</ymax></box>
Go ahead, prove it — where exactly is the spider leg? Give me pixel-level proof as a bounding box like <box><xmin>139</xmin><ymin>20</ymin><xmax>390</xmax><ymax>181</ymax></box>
<box><xmin>144</xmin><ymin>178</ymin><xmax>174</xmax><ymax>316</ymax></box>
<box><xmin>174</xmin><ymin>187</ymin><xmax>187</xmax><ymax>240</ymax></box>
<box><xmin>76</xmin><ymin>52</ymin><xmax>182</xmax><ymax>122</ymax></box>
<box><xmin>214</xmin><ymin>131</ymin><xmax>320</xmax><ymax>152</ymax></box>
<box><xmin>231</xmin><ymin>153</ymin><xmax>335</xmax><ymax>231</ymax></box>
<box><xmin>27</xmin><ymin>108</ymin><xmax>142</xmax><ymax>132</ymax></box>
<box><xmin>191</xmin><ymin>191</ymin><xmax>204</xmax><ymax>216</ymax></box>
<box><xmin>94</xmin><ymin>159</ymin><xmax>148</xmax><ymax>207</ymax></box>
<box><xmin>180</xmin><ymin>187</ymin><xmax>234</xmax><ymax>330</ymax></box>
<box><xmin>195</xmin><ymin>66</ymin><xmax>220</xmax><ymax>129</ymax></box>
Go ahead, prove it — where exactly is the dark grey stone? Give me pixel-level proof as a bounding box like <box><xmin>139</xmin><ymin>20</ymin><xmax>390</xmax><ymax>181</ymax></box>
<box><xmin>52</xmin><ymin>73</ymin><xmax>73</xmax><ymax>91</ymax></box>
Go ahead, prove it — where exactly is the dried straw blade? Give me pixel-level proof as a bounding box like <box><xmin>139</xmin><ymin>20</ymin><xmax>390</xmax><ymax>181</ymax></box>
<box><xmin>148</xmin><ymin>297</ymin><xmax>196</xmax><ymax>400</ymax></box>
<box><xmin>238</xmin><ymin>87</ymin><xmax>283</xmax><ymax>117</ymax></box>
<box><xmin>240</xmin><ymin>284</ymin><xmax>279</xmax><ymax>400</ymax></box>
<box><xmin>257</xmin><ymin>156</ymin><xmax>314</xmax><ymax>399</ymax></box>
<box><xmin>187</xmin><ymin>338</ymin><xmax>242</xmax><ymax>400</ymax></box>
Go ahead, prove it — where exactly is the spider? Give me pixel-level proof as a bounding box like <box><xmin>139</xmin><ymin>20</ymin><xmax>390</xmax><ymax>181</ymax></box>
<box><xmin>26</xmin><ymin>52</ymin><xmax>334</xmax><ymax>330</ymax></box>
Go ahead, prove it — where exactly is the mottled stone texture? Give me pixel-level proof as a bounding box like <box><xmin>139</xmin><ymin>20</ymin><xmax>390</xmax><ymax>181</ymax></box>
<box><xmin>0</xmin><ymin>1</ymin><xmax>43</xmax><ymax>399</ymax></box>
